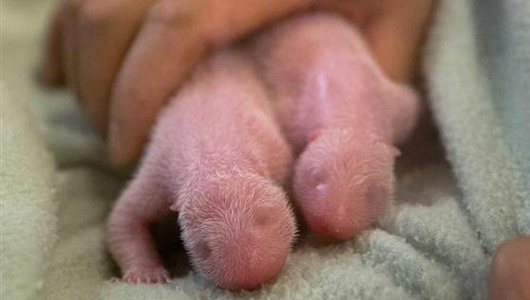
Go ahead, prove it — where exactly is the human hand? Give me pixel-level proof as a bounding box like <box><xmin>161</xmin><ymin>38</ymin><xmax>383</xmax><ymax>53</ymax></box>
<box><xmin>39</xmin><ymin>0</ymin><xmax>434</xmax><ymax>165</ymax></box>
<box><xmin>319</xmin><ymin>0</ymin><xmax>435</xmax><ymax>83</ymax></box>
<box><xmin>489</xmin><ymin>236</ymin><xmax>530</xmax><ymax>300</ymax></box>
<box><xmin>39</xmin><ymin>0</ymin><xmax>313</xmax><ymax>165</ymax></box>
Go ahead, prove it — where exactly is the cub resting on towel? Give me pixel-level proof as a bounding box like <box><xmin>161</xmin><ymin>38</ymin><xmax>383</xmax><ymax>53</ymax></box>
<box><xmin>108</xmin><ymin>12</ymin><xmax>419</xmax><ymax>290</ymax></box>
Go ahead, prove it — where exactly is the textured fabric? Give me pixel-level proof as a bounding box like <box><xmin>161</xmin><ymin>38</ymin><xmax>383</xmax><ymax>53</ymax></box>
<box><xmin>1</xmin><ymin>0</ymin><xmax>528</xmax><ymax>299</ymax></box>
<box><xmin>424</xmin><ymin>0</ymin><xmax>530</xmax><ymax>253</ymax></box>
<box><xmin>473</xmin><ymin>0</ymin><xmax>530</xmax><ymax>234</ymax></box>
<box><xmin>0</xmin><ymin>84</ymin><xmax>57</xmax><ymax>299</ymax></box>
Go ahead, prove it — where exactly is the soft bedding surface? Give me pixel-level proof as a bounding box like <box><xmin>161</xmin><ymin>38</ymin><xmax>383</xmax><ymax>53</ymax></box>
<box><xmin>1</xmin><ymin>0</ymin><xmax>529</xmax><ymax>299</ymax></box>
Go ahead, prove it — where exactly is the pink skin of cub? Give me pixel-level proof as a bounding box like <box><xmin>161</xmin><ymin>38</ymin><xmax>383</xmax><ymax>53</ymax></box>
<box><xmin>108</xmin><ymin>52</ymin><xmax>296</xmax><ymax>290</ymax></box>
<box><xmin>252</xmin><ymin>13</ymin><xmax>420</xmax><ymax>240</ymax></box>
<box><xmin>107</xmin><ymin>12</ymin><xmax>419</xmax><ymax>290</ymax></box>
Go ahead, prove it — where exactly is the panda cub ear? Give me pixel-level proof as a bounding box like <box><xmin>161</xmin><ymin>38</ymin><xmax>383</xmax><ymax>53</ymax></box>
<box><xmin>170</xmin><ymin>201</ymin><xmax>181</xmax><ymax>212</ymax></box>
<box><xmin>306</xmin><ymin>130</ymin><xmax>320</xmax><ymax>142</ymax></box>
<box><xmin>373</xmin><ymin>138</ymin><xmax>401</xmax><ymax>158</ymax></box>
<box><xmin>389</xmin><ymin>146</ymin><xmax>401</xmax><ymax>157</ymax></box>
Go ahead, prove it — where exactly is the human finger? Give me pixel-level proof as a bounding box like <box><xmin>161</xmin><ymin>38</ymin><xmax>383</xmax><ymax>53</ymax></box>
<box><xmin>75</xmin><ymin>0</ymin><xmax>155</xmax><ymax>132</ymax></box>
<box><xmin>109</xmin><ymin>0</ymin><xmax>313</xmax><ymax>165</ymax></box>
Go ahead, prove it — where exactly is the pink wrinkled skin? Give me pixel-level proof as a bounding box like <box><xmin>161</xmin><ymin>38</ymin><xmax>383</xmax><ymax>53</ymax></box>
<box><xmin>107</xmin><ymin>12</ymin><xmax>419</xmax><ymax>290</ymax></box>
<box><xmin>252</xmin><ymin>13</ymin><xmax>419</xmax><ymax>240</ymax></box>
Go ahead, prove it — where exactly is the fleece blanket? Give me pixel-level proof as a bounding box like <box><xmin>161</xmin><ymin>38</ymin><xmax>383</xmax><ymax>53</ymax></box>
<box><xmin>1</xmin><ymin>0</ymin><xmax>529</xmax><ymax>299</ymax></box>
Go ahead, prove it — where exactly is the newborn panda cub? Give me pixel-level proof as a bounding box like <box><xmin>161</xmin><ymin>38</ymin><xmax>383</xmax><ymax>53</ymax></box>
<box><xmin>108</xmin><ymin>12</ymin><xmax>419</xmax><ymax>290</ymax></box>
<box><xmin>252</xmin><ymin>13</ymin><xmax>419</xmax><ymax>239</ymax></box>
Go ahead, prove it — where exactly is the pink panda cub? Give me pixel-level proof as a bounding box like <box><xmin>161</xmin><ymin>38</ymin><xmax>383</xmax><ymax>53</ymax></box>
<box><xmin>107</xmin><ymin>12</ymin><xmax>419</xmax><ymax>291</ymax></box>
<box><xmin>107</xmin><ymin>51</ymin><xmax>296</xmax><ymax>290</ymax></box>
<box><xmin>252</xmin><ymin>12</ymin><xmax>419</xmax><ymax>240</ymax></box>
